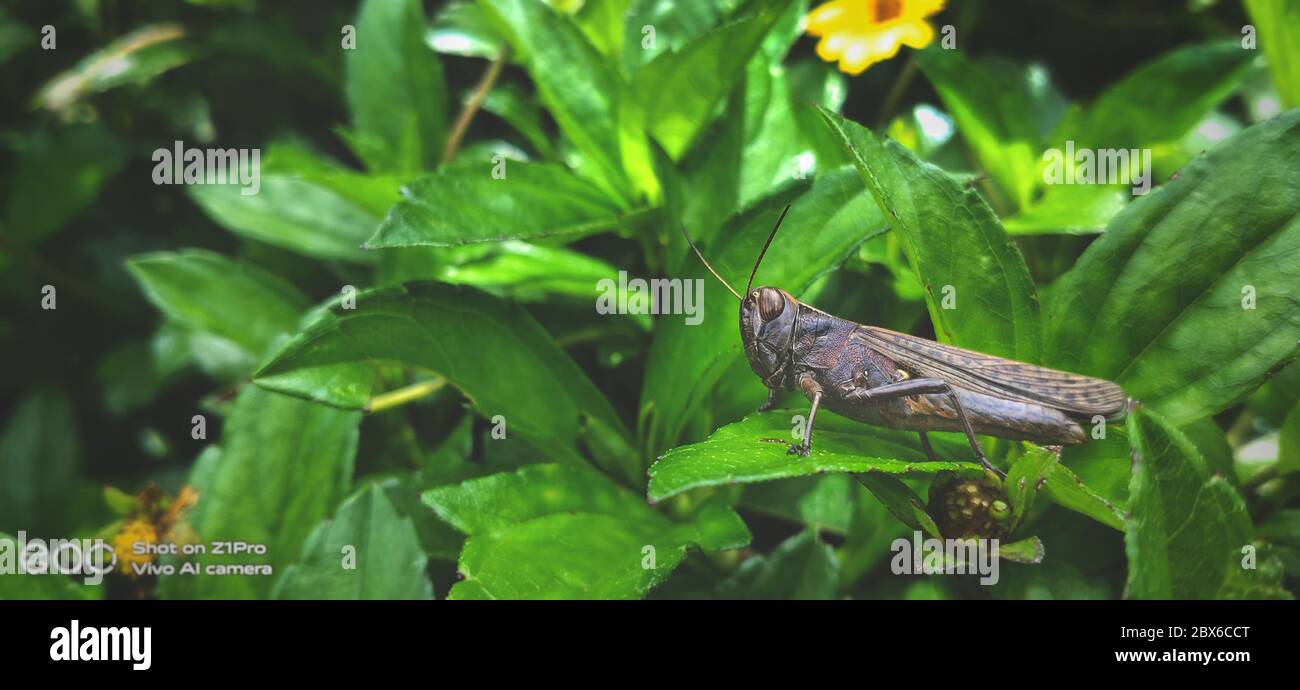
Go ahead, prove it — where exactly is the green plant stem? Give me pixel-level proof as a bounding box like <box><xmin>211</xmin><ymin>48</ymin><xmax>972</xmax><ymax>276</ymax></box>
<box><xmin>365</xmin><ymin>377</ymin><xmax>447</xmax><ymax>414</ymax></box>
<box><xmin>441</xmin><ymin>48</ymin><xmax>509</xmax><ymax>165</ymax></box>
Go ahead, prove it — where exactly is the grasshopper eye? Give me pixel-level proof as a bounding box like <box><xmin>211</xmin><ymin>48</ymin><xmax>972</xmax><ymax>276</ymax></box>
<box><xmin>758</xmin><ymin>288</ymin><xmax>784</xmax><ymax>320</ymax></box>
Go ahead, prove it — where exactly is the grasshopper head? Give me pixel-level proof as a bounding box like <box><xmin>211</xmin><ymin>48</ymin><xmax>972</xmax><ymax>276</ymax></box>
<box><xmin>741</xmin><ymin>286</ymin><xmax>799</xmax><ymax>387</ymax></box>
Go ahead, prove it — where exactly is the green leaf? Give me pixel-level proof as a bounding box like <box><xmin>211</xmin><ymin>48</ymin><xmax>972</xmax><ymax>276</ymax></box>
<box><xmin>0</xmin><ymin>390</ymin><xmax>79</xmax><ymax>536</ymax></box>
<box><xmin>649</xmin><ymin>410</ymin><xmax>981</xmax><ymax>502</ymax></box>
<box><xmin>818</xmin><ymin>107</ymin><xmax>1042</xmax><ymax>362</ymax></box>
<box><xmin>1124</xmin><ymin>406</ymin><xmax>1284</xmax><ymax>599</ymax></box>
<box><xmin>1044</xmin><ymin>110</ymin><xmax>1300</xmax><ymax>425</ymax></box>
<box><xmin>1005</xmin><ymin>446</ymin><xmax>1059</xmax><ymax>530</ymax></box>
<box><xmin>273</xmin><ymin>485</ymin><xmax>433</xmax><ymax>600</ymax></box>
<box><xmin>34</xmin><ymin>24</ymin><xmax>192</xmax><ymax>112</ymax></box>
<box><xmin>365</xmin><ymin>161</ymin><xmax>634</xmax><ymax>248</ymax></box>
<box><xmin>188</xmin><ymin>176</ymin><xmax>383</xmax><ymax>264</ymax></box>
<box><xmin>1000</xmin><ymin>536</ymin><xmax>1046</xmax><ymax>564</ymax></box>
<box><xmin>628</xmin><ymin>2</ymin><xmax>784</xmax><ymax>160</ymax></box>
<box><xmin>1278</xmin><ymin>403</ymin><xmax>1300</xmax><ymax>475</ymax></box>
<box><xmin>1245</xmin><ymin>0</ymin><xmax>1300</xmax><ymax>109</ymax></box>
<box><xmin>715</xmin><ymin>530</ymin><xmax>839</xmax><ymax>600</ymax></box>
<box><xmin>480</xmin><ymin>83</ymin><xmax>555</xmax><ymax>158</ymax></box>
<box><xmin>640</xmin><ymin>167</ymin><xmax>885</xmax><ymax>457</ymax></box>
<box><xmin>480</xmin><ymin>0</ymin><xmax>633</xmax><ymax>201</ymax></box>
<box><xmin>4</xmin><ymin>124</ymin><xmax>126</xmax><ymax>245</ymax></box>
<box><xmin>916</xmin><ymin>50</ymin><xmax>1063</xmax><ymax>209</ymax></box>
<box><xmin>377</xmin><ymin>240</ymin><xmax>640</xmax><ymax>306</ymax></box>
<box><xmin>1054</xmin><ymin>40</ymin><xmax>1254</xmax><ymax>164</ymax></box>
<box><xmin>1002</xmin><ymin>185</ymin><xmax>1128</xmax><ymax>235</ymax></box>
<box><xmin>621</xmin><ymin>0</ymin><xmax>729</xmax><ymax>69</ymax></box>
<box><xmin>126</xmin><ymin>250</ymin><xmax>309</xmax><ymax>373</ymax></box>
<box><xmin>424</xmin><ymin>464</ymin><xmax>746</xmax><ymax>599</ymax></box>
<box><xmin>345</xmin><ymin>0</ymin><xmax>448</xmax><ymax>173</ymax></box>
<box><xmin>1044</xmin><ymin>462</ymin><xmax>1126</xmax><ymax>532</ymax></box>
<box><xmin>428</xmin><ymin>0</ymin><xmax>505</xmax><ymax>59</ymax></box>
<box><xmin>253</xmin><ymin>282</ymin><xmax>635</xmax><ymax>481</ymax></box>
<box><xmin>854</xmin><ymin>473</ymin><xmax>942</xmax><ymax>539</ymax></box>
<box><xmin>157</xmin><ymin>387</ymin><xmax>361</xmax><ymax>599</ymax></box>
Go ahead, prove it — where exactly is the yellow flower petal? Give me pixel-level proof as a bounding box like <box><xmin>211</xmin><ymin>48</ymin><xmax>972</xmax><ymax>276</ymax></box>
<box><xmin>805</xmin><ymin>0</ymin><xmax>945</xmax><ymax>75</ymax></box>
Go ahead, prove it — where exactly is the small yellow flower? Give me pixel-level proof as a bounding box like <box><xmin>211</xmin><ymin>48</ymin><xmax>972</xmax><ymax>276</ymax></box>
<box><xmin>113</xmin><ymin>519</ymin><xmax>158</xmax><ymax>578</ymax></box>
<box><xmin>806</xmin><ymin>0</ymin><xmax>945</xmax><ymax>75</ymax></box>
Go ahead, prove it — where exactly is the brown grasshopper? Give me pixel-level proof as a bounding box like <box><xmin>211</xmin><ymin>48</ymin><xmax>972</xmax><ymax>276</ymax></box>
<box><xmin>682</xmin><ymin>206</ymin><xmax>1130</xmax><ymax>473</ymax></box>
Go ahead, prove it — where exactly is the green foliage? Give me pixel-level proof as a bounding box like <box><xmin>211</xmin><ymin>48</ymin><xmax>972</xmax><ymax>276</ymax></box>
<box><xmin>3</xmin><ymin>0</ymin><xmax>1297</xmax><ymax>601</ymax></box>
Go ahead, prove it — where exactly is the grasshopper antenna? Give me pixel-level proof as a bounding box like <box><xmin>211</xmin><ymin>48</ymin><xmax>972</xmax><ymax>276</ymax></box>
<box><xmin>680</xmin><ymin>223</ymin><xmax>742</xmax><ymax>301</ymax></box>
<box><xmin>747</xmin><ymin>204</ymin><xmax>791</xmax><ymax>294</ymax></box>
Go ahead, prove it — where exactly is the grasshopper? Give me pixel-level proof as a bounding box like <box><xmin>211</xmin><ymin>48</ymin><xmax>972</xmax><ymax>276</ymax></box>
<box><xmin>682</xmin><ymin>206</ymin><xmax>1130</xmax><ymax>473</ymax></box>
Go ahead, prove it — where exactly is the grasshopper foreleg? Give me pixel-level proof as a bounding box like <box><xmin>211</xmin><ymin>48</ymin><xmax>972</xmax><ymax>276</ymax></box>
<box><xmin>918</xmin><ymin>431</ymin><xmax>937</xmax><ymax>462</ymax></box>
<box><xmin>788</xmin><ymin>375</ymin><xmax>823</xmax><ymax>457</ymax></box>
<box><xmin>842</xmin><ymin>378</ymin><xmax>999</xmax><ymax>475</ymax></box>
<box><xmin>758</xmin><ymin>388</ymin><xmax>779</xmax><ymax>413</ymax></box>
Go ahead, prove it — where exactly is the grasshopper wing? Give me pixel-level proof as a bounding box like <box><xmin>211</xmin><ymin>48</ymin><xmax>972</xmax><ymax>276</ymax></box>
<box><xmin>854</xmin><ymin>326</ymin><xmax>1129</xmax><ymax>418</ymax></box>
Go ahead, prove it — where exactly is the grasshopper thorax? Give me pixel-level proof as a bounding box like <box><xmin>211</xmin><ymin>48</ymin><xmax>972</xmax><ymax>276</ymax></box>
<box><xmin>741</xmin><ymin>286</ymin><xmax>800</xmax><ymax>389</ymax></box>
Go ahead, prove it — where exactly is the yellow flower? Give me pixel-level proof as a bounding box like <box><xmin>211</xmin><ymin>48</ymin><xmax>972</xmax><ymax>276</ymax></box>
<box><xmin>806</xmin><ymin>0</ymin><xmax>945</xmax><ymax>75</ymax></box>
<box><xmin>113</xmin><ymin>519</ymin><xmax>158</xmax><ymax>578</ymax></box>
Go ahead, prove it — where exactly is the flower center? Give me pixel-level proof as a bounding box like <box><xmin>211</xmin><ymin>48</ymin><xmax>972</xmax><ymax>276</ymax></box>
<box><xmin>872</xmin><ymin>0</ymin><xmax>903</xmax><ymax>22</ymax></box>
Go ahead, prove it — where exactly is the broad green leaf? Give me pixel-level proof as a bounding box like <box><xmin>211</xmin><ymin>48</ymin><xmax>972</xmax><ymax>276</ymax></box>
<box><xmin>1045</xmin><ymin>111</ymin><xmax>1300</xmax><ymax>425</ymax></box>
<box><xmin>253</xmin><ymin>282</ymin><xmax>635</xmax><ymax>480</ymax></box>
<box><xmin>273</xmin><ymin>485</ymin><xmax>432</xmax><ymax>600</ymax></box>
<box><xmin>4</xmin><ymin>124</ymin><xmax>126</xmax><ymax>245</ymax></box>
<box><xmin>916</xmin><ymin>50</ymin><xmax>1063</xmax><ymax>208</ymax></box>
<box><xmin>425</xmin><ymin>464</ymin><xmax>748</xmax><ymax>599</ymax></box>
<box><xmin>1043</xmin><ymin>462</ymin><xmax>1125</xmax><ymax>531</ymax></box>
<box><xmin>622</xmin><ymin>0</ymin><xmax>731</xmax><ymax>69</ymax></box>
<box><xmin>480</xmin><ymin>0</ymin><xmax>633</xmax><ymax>201</ymax></box>
<box><xmin>34</xmin><ymin>24</ymin><xmax>192</xmax><ymax>112</ymax></box>
<box><xmin>1245</xmin><ymin>0</ymin><xmax>1300</xmax><ymax>109</ymax></box>
<box><xmin>0</xmin><ymin>533</ymin><xmax>103</xmax><ymax>600</ymax></box>
<box><xmin>1002</xmin><ymin>185</ymin><xmax>1128</xmax><ymax>235</ymax></box>
<box><xmin>628</xmin><ymin>2</ymin><xmax>784</xmax><ymax>160</ymax></box>
<box><xmin>640</xmin><ymin>167</ymin><xmax>885</xmax><ymax>457</ymax></box>
<box><xmin>157</xmin><ymin>386</ymin><xmax>360</xmax><ymax>599</ymax></box>
<box><xmin>741</xmin><ymin>475</ymin><xmax>856</xmax><ymax>533</ymax></box>
<box><xmin>572</xmin><ymin>0</ymin><xmax>632</xmax><ymax>57</ymax></box>
<box><xmin>1054</xmin><ymin>40</ymin><xmax>1254</xmax><ymax>165</ymax></box>
<box><xmin>188</xmin><ymin>176</ymin><xmax>383</xmax><ymax>264</ymax></box>
<box><xmin>377</xmin><ymin>240</ymin><xmax>642</xmax><ymax>308</ymax></box>
<box><xmin>818</xmin><ymin>107</ymin><xmax>1042</xmax><ymax>362</ymax></box>
<box><xmin>1124</xmin><ymin>407</ymin><xmax>1286</xmax><ymax>599</ymax></box>
<box><xmin>345</xmin><ymin>0</ymin><xmax>448</xmax><ymax>173</ymax></box>
<box><xmin>0</xmin><ymin>390</ymin><xmax>79</xmax><ymax>536</ymax></box>
<box><xmin>261</xmin><ymin>142</ymin><xmax>404</xmax><ymax>217</ymax></box>
<box><xmin>126</xmin><ymin>250</ymin><xmax>309</xmax><ymax>373</ymax></box>
<box><xmin>365</xmin><ymin>160</ymin><xmax>634</xmax><ymax>248</ymax></box>
<box><xmin>715</xmin><ymin>530</ymin><xmax>839</xmax><ymax>600</ymax></box>
<box><xmin>1060</xmin><ymin>426</ymin><xmax>1130</xmax><ymax>509</ymax></box>
<box><xmin>649</xmin><ymin>410</ymin><xmax>981</xmax><ymax>501</ymax></box>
